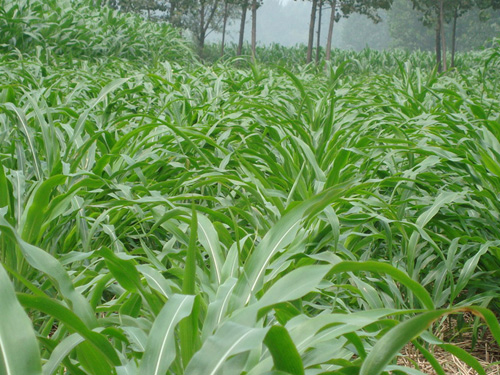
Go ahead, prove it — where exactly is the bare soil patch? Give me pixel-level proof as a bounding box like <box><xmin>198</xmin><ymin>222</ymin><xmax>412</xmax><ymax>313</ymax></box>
<box><xmin>398</xmin><ymin>314</ymin><xmax>500</xmax><ymax>374</ymax></box>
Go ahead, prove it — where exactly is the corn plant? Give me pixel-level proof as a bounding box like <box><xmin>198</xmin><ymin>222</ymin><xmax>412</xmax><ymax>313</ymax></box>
<box><xmin>1</xmin><ymin>3</ymin><xmax>500</xmax><ymax>374</ymax></box>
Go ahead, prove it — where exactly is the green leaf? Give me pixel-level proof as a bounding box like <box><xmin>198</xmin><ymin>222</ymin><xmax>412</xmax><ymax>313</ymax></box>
<box><xmin>480</xmin><ymin>150</ymin><xmax>500</xmax><ymax>178</ymax></box>
<box><xmin>183</xmin><ymin>207</ymin><xmax>198</xmax><ymax>295</ymax></box>
<box><xmin>4</xmin><ymin>103</ymin><xmax>42</xmax><ymax>180</ymax></box>
<box><xmin>20</xmin><ymin>175</ymin><xmax>66</xmax><ymax>244</ymax></box>
<box><xmin>76</xmin><ymin>341</ymin><xmax>113</xmax><ymax>375</ymax></box>
<box><xmin>0</xmin><ymin>217</ymin><xmax>97</xmax><ymax>327</ymax></box>
<box><xmin>438</xmin><ymin>344</ymin><xmax>486</xmax><ymax>375</ymax></box>
<box><xmin>198</xmin><ymin>213</ymin><xmax>224</xmax><ymax>285</ymax></box>
<box><xmin>180</xmin><ymin>207</ymin><xmax>200</xmax><ymax>368</ymax></box>
<box><xmin>201</xmin><ymin>277</ymin><xmax>238</xmax><ymax>341</ymax></box>
<box><xmin>415</xmin><ymin>191</ymin><xmax>461</xmax><ymax>228</ymax></box>
<box><xmin>42</xmin><ymin>333</ymin><xmax>85</xmax><ymax>375</ymax></box>
<box><xmin>68</xmin><ymin>78</ymin><xmax>130</xmax><ymax>157</ymax></box>
<box><xmin>136</xmin><ymin>265</ymin><xmax>172</xmax><ymax>298</ymax></box>
<box><xmin>139</xmin><ymin>294</ymin><xmax>195</xmax><ymax>375</ymax></box>
<box><xmin>258</xmin><ymin>265</ymin><xmax>332</xmax><ymax>309</ymax></box>
<box><xmin>264</xmin><ymin>325</ymin><xmax>304</xmax><ymax>375</ymax></box>
<box><xmin>0</xmin><ymin>164</ymin><xmax>12</xmax><ymax>220</ymax></box>
<box><xmin>16</xmin><ymin>293</ymin><xmax>120</xmax><ymax>366</ymax></box>
<box><xmin>230</xmin><ymin>183</ymin><xmax>354</xmax><ymax>311</ymax></box>
<box><xmin>185</xmin><ymin>322</ymin><xmax>269</xmax><ymax>375</ymax></box>
<box><xmin>0</xmin><ymin>166</ymin><xmax>15</xmax><ymax>270</ymax></box>
<box><xmin>99</xmin><ymin>247</ymin><xmax>141</xmax><ymax>292</ymax></box>
<box><xmin>360</xmin><ymin>310</ymin><xmax>445</xmax><ymax>375</ymax></box>
<box><xmin>329</xmin><ymin>261</ymin><xmax>434</xmax><ymax>310</ymax></box>
<box><xmin>0</xmin><ymin>264</ymin><xmax>42</xmax><ymax>375</ymax></box>
<box><xmin>461</xmin><ymin>306</ymin><xmax>500</xmax><ymax>344</ymax></box>
<box><xmin>288</xmin><ymin>309</ymin><xmax>397</xmax><ymax>353</ymax></box>
<box><xmin>24</xmin><ymin>93</ymin><xmax>59</xmax><ymax>175</ymax></box>
<box><xmin>411</xmin><ymin>340</ymin><xmax>446</xmax><ymax>375</ymax></box>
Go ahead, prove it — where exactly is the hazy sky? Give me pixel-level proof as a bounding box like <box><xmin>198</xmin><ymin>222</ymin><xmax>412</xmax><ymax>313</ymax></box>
<box><xmin>207</xmin><ymin>0</ymin><xmax>392</xmax><ymax>49</ymax></box>
<box><xmin>208</xmin><ymin>0</ymin><xmax>330</xmax><ymax>46</ymax></box>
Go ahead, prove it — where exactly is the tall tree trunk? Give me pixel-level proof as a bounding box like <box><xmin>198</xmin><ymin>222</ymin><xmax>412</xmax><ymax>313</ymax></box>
<box><xmin>221</xmin><ymin>1</ymin><xmax>229</xmax><ymax>57</ymax></box>
<box><xmin>325</xmin><ymin>0</ymin><xmax>336</xmax><ymax>61</ymax></box>
<box><xmin>199</xmin><ymin>1</ymin><xmax>206</xmax><ymax>54</ymax></box>
<box><xmin>307</xmin><ymin>0</ymin><xmax>318</xmax><ymax>64</ymax></box>
<box><xmin>237</xmin><ymin>1</ymin><xmax>248</xmax><ymax>56</ymax></box>
<box><xmin>251</xmin><ymin>0</ymin><xmax>257</xmax><ymax>61</ymax></box>
<box><xmin>435</xmin><ymin>17</ymin><xmax>442</xmax><ymax>72</ymax></box>
<box><xmin>199</xmin><ymin>0</ymin><xmax>220</xmax><ymax>57</ymax></box>
<box><xmin>315</xmin><ymin>0</ymin><xmax>323</xmax><ymax>64</ymax></box>
<box><xmin>451</xmin><ymin>6</ymin><xmax>458</xmax><ymax>68</ymax></box>
<box><xmin>170</xmin><ymin>1</ymin><xmax>177</xmax><ymax>23</ymax></box>
<box><xmin>439</xmin><ymin>0</ymin><xmax>447</xmax><ymax>71</ymax></box>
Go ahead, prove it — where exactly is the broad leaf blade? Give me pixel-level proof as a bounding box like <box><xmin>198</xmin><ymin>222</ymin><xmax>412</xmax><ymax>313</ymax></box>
<box><xmin>329</xmin><ymin>261</ymin><xmax>434</xmax><ymax>310</ymax></box>
<box><xmin>17</xmin><ymin>293</ymin><xmax>120</xmax><ymax>366</ymax></box>
<box><xmin>198</xmin><ymin>213</ymin><xmax>224</xmax><ymax>285</ymax></box>
<box><xmin>139</xmin><ymin>294</ymin><xmax>195</xmax><ymax>375</ymax></box>
<box><xmin>0</xmin><ymin>264</ymin><xmax>42</xmax><ymax>375</ymax></box>
<box><xmin>185</xmin><ymin>322</ymin><xmax>269</xmax><ymax>375</ymax></box>
<box><xmin>360</xmin><ymin>310</ymin><xmax>444</xmax><ymax>375</ymax></box>
<box><xmin>0</xmin><ymin>217</ymin><xmax>97</xmax><ymax>327</ymax></box>
<box><xmin>264</xmin><ymin>325</ymin><xmax>304</xmax><ymax>375</ymax></box>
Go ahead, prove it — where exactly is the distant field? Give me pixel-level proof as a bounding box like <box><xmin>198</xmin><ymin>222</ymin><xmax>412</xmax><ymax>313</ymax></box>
<box><xmin>1</xmin><ymin>1</ymin><xmax>500</xmax><ymax>374</ymax></box>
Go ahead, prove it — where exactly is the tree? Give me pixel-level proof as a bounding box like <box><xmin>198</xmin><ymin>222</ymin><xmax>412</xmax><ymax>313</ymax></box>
<box><xmin>251</xmin><ymin>0</ymin><xmax>257</xmax><ymax>59</ymax></box>
<box><xmin>221</xmin><ymin>0</ymin><xmax>229</xmax><ymax>56</ymax></box>
<box><xmin>410</xmin><ymin>0</ymin><xmax>461</xmax><ymax>71</ymax></box>
<box><xmin>307</xmin><ymin>0</ymin><xmax>318</xmax><ymax>63</ymax></box>
<box><xmin>250</xmin><ymin>0</ymin><xmax>262</xmax><ymax>60</ymax></box>
<box><xmin>410</xmin><ymin>0</ymin><xmax>500</xmax><ymax>71</ymax></box>
<box><xmin>315</xmin><ymin>0</ymin><xmax>324</xmax><ymax>63</ymax></box>
<box><xmin>339</xmin><ymin>11</ymin><xmax>392</xmax><ymax>50</ymax></box>
<box><xmin>325</xmin><ymin>0</ymin><xmax>338</xmax><ymax>61</ymax></box>
<box><xmin>108</xmin><ymin>0</ymin><xmax>168</xmax><ymax>19</ymax></box>
<box><xmin>168</xmin><ymin>0</ymin><xmax>192</xmax><ymax>27</ymax></box>
<box><xmin>194</xmin><ymin>0</ymin><xmax>220</xmax><ymax>53</ymax></box>
<box><xmin>447</xmin><ymin>0</ymin><xmax>478</xmax><ymax>67</ymax></box>
<box><xmin>455</xmin><ymin>0</ymin><xmax>500</xmax><ymax>65</ymax></box>
<box><xmin>220</xmin><ymin>0</ymin><xmax>242</xmax><ymax>57</ymax></box>
<box><xmin>388</xmin><ymin>0</ymin><xmax>433</xmax><ymax>50</ymax></box>
<box><xmin>320</xmin><ymin>0</ymin><xmax>393</xmax><ymax>61</ymax></box>
<box><xmin>237</xmin><ymin>0</ymin><xmax>248</xmax><ymax>55</ymax></box>
<box><xmin>107</xmin><ymin>0</ymin><xmax>195</xmax><ymax>27</ymax></box>
<box><xmin>389</xmin><ymin>0</ymin><xmax>500</xmax><ymax>53</ymax></box>
<box><xmin>233</xmin><ymin>0</ymin><xmax>260</xmax><ymax>58</ymax></box>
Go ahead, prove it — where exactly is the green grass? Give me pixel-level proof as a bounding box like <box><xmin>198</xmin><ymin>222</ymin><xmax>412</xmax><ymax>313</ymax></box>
<box><xmin>1</xmin><ymin>0</ymin><xmax>500</xmax><ymax>374</ymax></box>
<box><xmin>0</xmin><ymin>0</ymin><xmax>194</xmax><ymax>65</ymax></box>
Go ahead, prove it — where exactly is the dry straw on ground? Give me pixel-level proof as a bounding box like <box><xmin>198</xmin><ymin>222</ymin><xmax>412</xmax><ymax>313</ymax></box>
<box><xmin>398</xmin><ymin>315</ymin><xmax>500</xmax><ymax>375</ymax></box>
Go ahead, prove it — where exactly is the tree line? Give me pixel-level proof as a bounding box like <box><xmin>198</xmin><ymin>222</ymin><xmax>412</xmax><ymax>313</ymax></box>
<box><xmin>94</xmin><ymin>0</ymin><xmax>500</xmax><ymax>71</ymax></box>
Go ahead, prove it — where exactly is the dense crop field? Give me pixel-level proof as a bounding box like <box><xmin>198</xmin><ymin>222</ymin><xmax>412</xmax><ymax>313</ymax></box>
<box><xmin>1</xmin><ymin>1</ymin><xmax>500</xmax><ymax>374</ymax></box>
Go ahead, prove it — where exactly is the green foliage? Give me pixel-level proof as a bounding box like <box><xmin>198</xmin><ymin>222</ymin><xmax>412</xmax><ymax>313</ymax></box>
<box><xmin>1</xmin><ymin>1</ymin><xmax>500</xmax><ymax>374</ymax></box>
<box><xmin>0</xmin><ymin>263</ymin><xmax>42</xmax><ymax>375</ymax></box>
<box><xmin>0</xmin><ymin>0</ymin><xmax>194</xmax><ymax>65</ymax></box>
<box><xmin>388</xmin><ymin>0</ymin><xmax>500</xmax><ymax>51</ymax></box>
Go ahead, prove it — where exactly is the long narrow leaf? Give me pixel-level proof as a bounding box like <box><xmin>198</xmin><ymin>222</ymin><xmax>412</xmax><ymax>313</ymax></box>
<box><xmin>185</xmin><ymin>322</ymin><xmax>269</xmax><ymax>375</ymax></box>
<box><xmin>0</xmin><ymin>264</ymin><xmax>41</xmax><ymax>375</ymax></box>
<box><xmin>264</xmin><ymin>325</ymin><xmax>304</xmax><ymax>375</ymax></box>
<box><xmin>139</xmin><ymin>294</ymin><xmax>195</xmax><ymax>375</ymax></box>
<box><xmin>0</xmin><ymin>217</ymin><xmax>97</xmax><ymax>327</ymax></box>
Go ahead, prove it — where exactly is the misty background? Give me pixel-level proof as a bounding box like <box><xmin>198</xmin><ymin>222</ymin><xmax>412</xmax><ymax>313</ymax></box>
<box><xmin>205</xmin><ymin>0</ymin><xmax>500</xmax><ymax>51</ymax></box>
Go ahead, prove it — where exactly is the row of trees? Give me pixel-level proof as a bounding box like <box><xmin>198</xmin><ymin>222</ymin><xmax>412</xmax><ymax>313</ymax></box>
<box><xmin>304</xmin><ymin>0</ymin><xmax>394</xmax><ymax>64</ymax></box>
<box><xmin>306</xmin><ymin>0</ymin><xmax>500</xmax><ymax>70</ymax></box>
<box><xmin>408</xmin><ymin>0</ymin><xmax>500</xmax><ymax>71</ymax></box>
<box><xmin>97</xmin><ymin>0</ymin><xmax>257</xmax><ymax>57</ymax></box>
<box><xmin>98</xmin><ymin>0</ymin><xmax>500</xmax><ymax>71</ymax></box>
